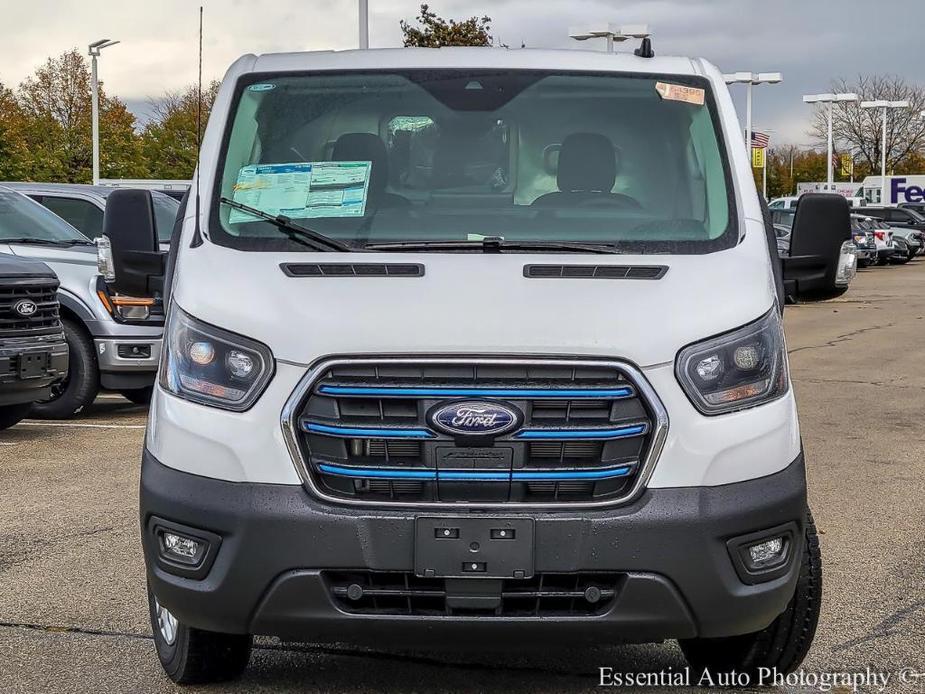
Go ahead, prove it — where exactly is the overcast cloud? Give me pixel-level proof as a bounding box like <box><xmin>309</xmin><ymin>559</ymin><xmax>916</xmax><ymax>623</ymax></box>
<box><xmin>0</xmin><ymin>0</ymin><xmax>920</xmax><ymax>145</ymax></box>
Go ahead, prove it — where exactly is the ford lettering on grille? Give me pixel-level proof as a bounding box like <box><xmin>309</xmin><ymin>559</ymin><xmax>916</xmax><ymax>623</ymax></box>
<box><xmin>430</xmin><ymin>401</ymin><xmax>520</xmax><ymax>437</ymax></box>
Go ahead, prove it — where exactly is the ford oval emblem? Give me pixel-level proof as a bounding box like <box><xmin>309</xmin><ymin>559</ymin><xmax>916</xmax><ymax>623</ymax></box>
<box><xmin>429</xmin><ymin>401</ymin><xmax>521</xmax><ymax>437</ymax></box>
<box><xmin>13</xmin><ymin>299</ymin><xmax>38</xmax><ymax>317</ymax></box>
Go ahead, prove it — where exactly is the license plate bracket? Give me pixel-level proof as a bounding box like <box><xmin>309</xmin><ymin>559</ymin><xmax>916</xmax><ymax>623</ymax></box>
<box><xmin>18</xmin><ymin>352</ymin><xmax>49</xmax><ymax>379</ymax></box>
<box><xmin>414</xmin><ymin>516</ymin><xmax>534</xmax><ymax>579</ymax></box>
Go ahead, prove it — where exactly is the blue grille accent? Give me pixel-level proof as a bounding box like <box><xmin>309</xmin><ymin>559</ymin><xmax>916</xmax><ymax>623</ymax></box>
<box><xmin>316</xmin><ymin>464</ymin><xmax>634</xmax><ymax>482</ymax></box>
<box><xmin>305</xmin><ymin>422</ymin><xmax>435</xmax><ymax>439</ymax></box>
<box><xmin>317</xmin><ymin>385</ymin><xmax>633</xmax><ymax>399</ymax></box>
<box><xmin>515</xmin><ymin>424</ymin><xmax>647</xmax><ymax>441</ymax></box>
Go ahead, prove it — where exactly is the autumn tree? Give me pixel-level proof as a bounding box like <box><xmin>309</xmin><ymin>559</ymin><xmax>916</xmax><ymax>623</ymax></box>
<box><xmin>809</xmin><ymin>75</ymin><xmax>925</xmax><ymax>173</ymax></box>
<box><xmin>13</xmin><ymin>49</ymin><xmax>144</xmax><ymax>182</ymax></box>
<box><xmin>141</xmin><ymin>81</ymin><xmax>220</xmax><ymax>179</ymax></box>
<box><xmin>0</xmin><ymin>81</ymin><xmax>29</xmax><ymax>180</ymax></box>
<box><xmin>400</xmin><ymin>4</ymin><xmax>492</xmax><ymax>47</ymax></box>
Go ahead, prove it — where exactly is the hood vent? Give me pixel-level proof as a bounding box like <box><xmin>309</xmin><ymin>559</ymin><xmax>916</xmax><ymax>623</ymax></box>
<box><xmin>281</xmin><ymin>263</ymin><xmax>424</xmax><ymax>278</ymax></box>
<box><xmin>523</xmin><ymin>264</ymin><xmax>667</xmax><ymax>280</ymax></box>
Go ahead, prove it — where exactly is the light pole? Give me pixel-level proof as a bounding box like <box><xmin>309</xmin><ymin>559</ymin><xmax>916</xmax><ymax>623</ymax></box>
<box><xmin>723</xmin><ymin>72</ymin><xmax>782</xmax><ymax>157</ymax></box>
<box><xmin>358</xmin><ymin>0</ymin><xmax>369</xmax><ymax>49</ymax></box>
<box><xmin>88</xmin><ymin>38</ymin><xmax>119</xmax><ymax>186</ymax></box>
<box><xmin>569</xmin><ymin>24</ymin><xmax>649</xmax><ymax>53</ymax></box>
<box><xmin>860</xmin><ymin>100</ymin><xmax>911</xmax><ymax>205</ymax></box>
<box><xmin>802</xmin><ymin>93</ymin><xmax>858</xmax><ymax>190</ymax></box>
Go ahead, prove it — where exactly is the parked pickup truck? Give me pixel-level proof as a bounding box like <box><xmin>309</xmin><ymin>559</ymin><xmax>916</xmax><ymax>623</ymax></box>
<box><xmin>0</xmin><ymin>254</ymin><xmax>68</xmax><ymax>429</ymax></box>
<box><xmin>0</xmin><ymin>185</ymin><xmax>163</xmax><ymax>417</ymax></box>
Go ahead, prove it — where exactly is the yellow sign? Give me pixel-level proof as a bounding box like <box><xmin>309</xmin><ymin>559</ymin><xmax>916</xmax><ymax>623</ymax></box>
<box><xmin>840</xmin><ymin>154</ymin><xmax>853</xmax><ymax>177</ymax></box>
<box><xmin>752</xmin><ymin>147</ymin><xmax>765</xmax><ymax>169</ymax></box>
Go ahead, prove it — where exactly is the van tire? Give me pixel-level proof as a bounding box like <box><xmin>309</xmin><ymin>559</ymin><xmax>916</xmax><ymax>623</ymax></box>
<box><xmin>679</xmin><ymin>509</ymin><xmax>821</xmax><ymax>680</ymax></box>
<box><xmin>148</xmin><ymin>585</ymin><xmax>251</xmax><ymax>684</ymax></box>
<box><xmin>0</xmin><ymin>403</ymin><xmax>32</xmax><ymax>430</ymax></box>
<box><xmin>119</xmin><ymin>386</ymin><xmax>153</xmax><ymax>405</ymax></box>
<box><xmin>30</xmin><ymin>318</ymin><xmax>99</xmax><ymax>419</ymax></box>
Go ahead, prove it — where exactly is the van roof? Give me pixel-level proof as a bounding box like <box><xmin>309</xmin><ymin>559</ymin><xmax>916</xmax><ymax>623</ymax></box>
<box><xmin>247</xmin><ymin>47</ymin><xmax>706</xmax><ymax>78</ymax></box>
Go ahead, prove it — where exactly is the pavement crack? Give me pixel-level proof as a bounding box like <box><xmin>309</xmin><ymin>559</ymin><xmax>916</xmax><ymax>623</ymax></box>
<box><xmin>0</xmin><ymin>620</ymin><xmax>150</xmax><ymax>641</ymax></box>
<box><xmin>788</xmin><ymin>322</ymin><xmax>895</xmax><ymax>354</ymax></box>
<box><xmin>832</xmin><ymin>599</ymin><xmax>925</xmax><ymax>652</ymax></box>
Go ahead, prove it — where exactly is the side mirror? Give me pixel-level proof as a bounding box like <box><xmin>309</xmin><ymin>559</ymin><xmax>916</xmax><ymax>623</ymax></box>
<box><xmin>781</xmin><ymin>193</ymin><xmax>851</xmax><ymax>300</ymax></box>
<box><xmin>101</xmin><ymin>189</ymin><xmax>166</xmax><ymax>296</ymax></box>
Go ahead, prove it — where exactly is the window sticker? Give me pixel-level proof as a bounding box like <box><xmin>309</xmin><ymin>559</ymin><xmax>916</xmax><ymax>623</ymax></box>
<box><xmin>229</xmin><ymin>161</ymin><xmax>371</xmax><ymax>223</ymax></box>
<box><xmin>655</xmin><ymin>82</ymin><xmax>705</xmax><ymax>106</ymax></box>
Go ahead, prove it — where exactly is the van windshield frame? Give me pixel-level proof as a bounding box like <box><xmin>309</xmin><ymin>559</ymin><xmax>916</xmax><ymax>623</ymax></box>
<box><xmin>208</xmin><ymin>69</ymin><xmax>739</xmax><ymax>254</ymax></box>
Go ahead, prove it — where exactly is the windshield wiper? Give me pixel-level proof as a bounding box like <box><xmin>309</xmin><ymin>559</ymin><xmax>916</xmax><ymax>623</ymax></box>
<box><xmin>220</xmin><ymin>197</ymin><xmax>353</xmax><ymax>252</ymax></box>
<box><xmin>363</xmin><ymin>238</ymin><xmax>624</xmax><ymax>254</ymax></box>
<box><xmin>0</xmin><ymin>237</ymin><xmax>94</xmax><ymax>246</ymax></box>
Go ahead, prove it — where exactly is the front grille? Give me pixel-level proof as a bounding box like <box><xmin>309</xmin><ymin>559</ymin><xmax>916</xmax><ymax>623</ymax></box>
<box><xmin>0</xmin><ymin>279</ymin><xmax>61</xmax><ymax>337</ymax></box>
<box><xmin>325</xmin><ymin>571</ymin><xmax>623</xmax><ymax>617</ymax></box>
<box><xmin>292</xmin><ymin>359</ymin><xmax>663</xmax><ymax>506</ymax></box>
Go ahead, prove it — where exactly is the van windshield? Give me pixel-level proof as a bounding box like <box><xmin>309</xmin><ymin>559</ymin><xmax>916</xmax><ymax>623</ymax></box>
<box><xmin>212</xmin><ymin>70</ymin><xmax>736</xmax><ymax>253</ymax></box>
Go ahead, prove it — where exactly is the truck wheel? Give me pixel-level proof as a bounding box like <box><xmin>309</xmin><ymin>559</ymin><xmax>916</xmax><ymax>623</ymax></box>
<box><xmin>118</xmin><ymin>386</ymin><xmax>153</xmax><ymax>405</ymax></box>
<box><xmin>148</xmin><ymin>585</ymin><xmax>251</xmax><ymax>684</ymax></box>
<box><xmin>679</xmin><ymin>509</ymin><xmax>821</xmax><ymax>679</ymax></box>
<box><xmin>0</xmin><ymin>403</ymin><xmax>32</xmax><ymax>430</ymax></box>
<box><xmin>31</xmin><ymin>318</ymin><xmax>99</xmax><ymax>419</ymax></box>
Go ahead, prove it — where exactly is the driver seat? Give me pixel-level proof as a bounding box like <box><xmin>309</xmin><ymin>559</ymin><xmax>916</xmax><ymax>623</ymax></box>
<box><xmin>532</xmin><ymin>132</ymin><xmax>638</xmax><ymax>208</ymax></box>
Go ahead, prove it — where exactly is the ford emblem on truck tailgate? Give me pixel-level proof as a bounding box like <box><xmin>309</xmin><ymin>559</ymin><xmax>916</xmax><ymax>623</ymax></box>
<box><xmin>429</xmin><ymin>401</ymin><xmax>521</xmax><ymax>437</ymax></box>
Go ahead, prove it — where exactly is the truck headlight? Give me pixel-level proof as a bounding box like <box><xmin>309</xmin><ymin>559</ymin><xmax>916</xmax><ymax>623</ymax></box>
<box><xmin>675</xmin><ymin>309</ymin><xmax>788</xmax><ymax>415</ymax></box>
<box><xmin>160</xmin><ymin>305</ymin><xmax>274</xmax><ymax>411</ymax></box>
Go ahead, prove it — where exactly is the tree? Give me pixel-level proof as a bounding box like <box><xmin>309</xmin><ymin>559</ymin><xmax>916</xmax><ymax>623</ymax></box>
<box><xmin>810</xmin><ymin>76</ymin><xmax>925</xmax><ymax>173</ymax></box>
<box><xmin>141</xmin><ymin>81</ymin><xmax>220</xmax><ymax>179</ymax></box>
<box><xmin>14</xmin><ymin>49</ymin><xmax>144</xmax><ymax>182</ymax></box>
<box><xmin>0</xmin><ymin>81</ymin><xmax>30</xmax><ymax>180</ymax></box>
<box><xmin>400</xmin><ymin>4</ymin><xmax>492</xmax><ymax>47</ymax></box>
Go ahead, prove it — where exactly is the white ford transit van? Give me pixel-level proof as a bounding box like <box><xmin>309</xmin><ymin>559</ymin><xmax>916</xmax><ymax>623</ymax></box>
<box><xmin>101</xmin><ymin>48</ymin><xmax>826</xmax><ymax>684</ymax></box>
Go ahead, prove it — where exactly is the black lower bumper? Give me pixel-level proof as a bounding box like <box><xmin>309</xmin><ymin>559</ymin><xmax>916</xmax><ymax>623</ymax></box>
<box><xmin>141</xmin><ymin>450</ymin><xmax>807</xmax><ymax>647</ymax></box>
<box><xmin>0</xmin><ymin>340</ymin><xmax>68</xmax><ymax>406</ymax></box>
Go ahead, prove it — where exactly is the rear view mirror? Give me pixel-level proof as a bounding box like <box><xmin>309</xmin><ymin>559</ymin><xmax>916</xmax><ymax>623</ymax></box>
<box><xmin>781</xmin><ymin>194</ymin><xmax>851</xmax><ymax>301</ymax></box>
<box><xmin>102</xmin><ymin>189</ymin><xmax>166</xmax><ymax>297</ymax></box>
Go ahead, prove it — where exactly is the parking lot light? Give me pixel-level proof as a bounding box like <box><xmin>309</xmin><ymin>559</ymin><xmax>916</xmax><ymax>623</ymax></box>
<box><xmin>860</xmin><ymin>100</ymin><xmax>912</xmax><ymax>205</ymax></box>
<box><xmin>88</xmin><ymin>38</ymin><xmax>120</xmax><ymax>186</ymax></box>
<box><xmin>724</xmin><ymin>72</ymin><xmax>783</xmax><ymax>157</ymax></box>
<box><xmin>802</xmin><ymin>92</ymin><xmax>858</xmax><ymax>189</ymax></box>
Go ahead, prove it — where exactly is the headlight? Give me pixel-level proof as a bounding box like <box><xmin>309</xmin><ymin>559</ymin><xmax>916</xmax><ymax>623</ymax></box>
<box><xmin>675</xmin><ymin>309</ymin><xmax>788</xmax><ymax>415</ymax></box>
<box><xmin>160</xmin><ymin>305</ymin><xmax>274</xmax><ymax>411</ymax></box>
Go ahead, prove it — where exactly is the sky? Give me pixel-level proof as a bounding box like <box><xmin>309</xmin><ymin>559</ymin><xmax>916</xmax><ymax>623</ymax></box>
<box><xmin>0</xmin><ymin>0</ymin><xmax>921</xmax><ymax>146</ymax></box>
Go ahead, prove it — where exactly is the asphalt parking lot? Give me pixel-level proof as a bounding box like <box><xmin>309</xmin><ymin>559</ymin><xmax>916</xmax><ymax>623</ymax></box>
<box><xmin>2</xmin><ymin>262</ymin><xmax>925</xmax><ymax>694</ymax></box>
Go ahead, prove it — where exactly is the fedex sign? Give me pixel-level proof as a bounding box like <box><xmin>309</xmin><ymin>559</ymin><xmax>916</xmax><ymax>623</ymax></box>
<box><xmin>891</xmin><ymin>177</ymin><xmax>925</xmax><ymax>204</ymax></box>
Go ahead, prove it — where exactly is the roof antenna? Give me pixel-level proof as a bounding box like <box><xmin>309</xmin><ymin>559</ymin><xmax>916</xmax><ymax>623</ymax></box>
<box><xmin>634</xmin><ymin>36</ymin><xmax>655</xmax><ymax>58</ymax></box>
<box><xmin>190</xmin><ymin>5</ymin><xmax>205</xmax><ymax>247</ymax></box>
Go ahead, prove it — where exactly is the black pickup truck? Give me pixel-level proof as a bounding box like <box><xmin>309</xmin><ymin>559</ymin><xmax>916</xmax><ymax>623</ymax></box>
<box><xmin>0</xmin><ymin>254</ymin><xmax>69</xmax><ymax>430</ymax></box>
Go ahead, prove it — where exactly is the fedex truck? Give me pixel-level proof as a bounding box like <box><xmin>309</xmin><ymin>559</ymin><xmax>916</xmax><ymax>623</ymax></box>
<box><xmin>861</xmin><ymin>175</ymin><xmax>925</xmax><ymax>205</ymax></box>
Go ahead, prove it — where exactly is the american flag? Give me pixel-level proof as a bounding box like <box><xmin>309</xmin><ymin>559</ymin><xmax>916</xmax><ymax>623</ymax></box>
<box><xmin>751</xmin><ymin>131</ymin><xmax>770</xmax><ymax>149</ymax></box>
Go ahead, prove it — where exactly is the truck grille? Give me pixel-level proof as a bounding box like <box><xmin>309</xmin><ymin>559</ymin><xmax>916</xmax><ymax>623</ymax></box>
<box><xmin>325</xmin><ymin>571</ymin><xmax>623</xmax><ymax>617</ymax></box>
<box><xmin>0</xmin><ymin>279</ymin><xmax>61</xmax><ymax>337</ymax></box>
<box><xmin>289</xmin><ymin>358</ymin><xmax>666</xmax><ymax>507</ymax></box>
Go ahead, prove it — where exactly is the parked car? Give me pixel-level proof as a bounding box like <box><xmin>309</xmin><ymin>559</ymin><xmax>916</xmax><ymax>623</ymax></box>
<box><xmin>854</xmin><ymin>215</ymin><xmax>896</xmax><ymax>265</ymax></box>
<box><xmin>0</xmin><ymin>254</ymin><xmax>69</xmax><ymax>429</ymax></box>
<box><xmin>848</xmin><ymin>216</ymin><xmax>876</xmax><ymax>267</ymax></box>
<box><xmin>0</xmin><ymin>186</ymin><xmax>163</xmax><ymax>416</ymax></box>
<box><xmin>1</xmin><ymin>182</ymin><xmax>179</xmax><ymax>251</ymax></box>
<box><xmin>890</xmin><ymin>236</ymin><xmax>911</xmax><ymax>264</ymax></box>
<box><xmin>856</xmin><ymin>205</ymin><xmax>925</xmax><ymax>235</ymax></box>
<box><xmin>774</xmin><ymin>223</ymin><xmax>791</xmax><ymax>255</ymax></box>
<box><xmin>768</xmin><ymin>196</ymin><xmax>800</xmax><ymax>210</ymax></box>
<box><xmin>771</xmin><ymin>208</ymin><xmax>796</xmax><ymax>229</ymax></box>
<box><xmin>898</xmin><ymin>201</ymin><xmax>925</xmax><ymax>216</ymax></box>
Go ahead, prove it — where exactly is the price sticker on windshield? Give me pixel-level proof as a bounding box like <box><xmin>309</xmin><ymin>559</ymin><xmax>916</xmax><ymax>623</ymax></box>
<box><xmin>655</xmin><ymin>82</ymin><xmax>705</xmax><ymax>106</ymax></box>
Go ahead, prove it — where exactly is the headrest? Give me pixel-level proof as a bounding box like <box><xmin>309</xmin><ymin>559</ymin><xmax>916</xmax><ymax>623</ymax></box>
<box><xmin>332</xmin><ymin>133</ymin><xmax>389</xmax><ymax>194</ymax></box>
<box><xmin>557</xmin><ymin>133</ymin><xmax>616</xmax><ymax>193</ymax></box>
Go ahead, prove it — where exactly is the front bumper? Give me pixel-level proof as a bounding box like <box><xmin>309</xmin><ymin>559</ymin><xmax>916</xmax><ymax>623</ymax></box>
<box><xmin>141</xmin><ymin>449</ymin><xmax>808</xmax><ymax>647</ymax></box>
<box><xmin>94</xmin><ymin>337</ymin><xmax>160</xmax><ymax>389</ymax></box>
<box><xmin>0</xmin><ymin>336</ymin><xmax>69</xmax><ymax>406</ymax></box>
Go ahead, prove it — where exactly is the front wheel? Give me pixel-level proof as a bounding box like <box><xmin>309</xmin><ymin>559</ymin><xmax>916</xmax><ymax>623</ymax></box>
<box><xmin>0</xmin><ymin>403</ymin><xmax>32</xmax><ymax>431</ymax></box>
<box><xmin>30</xmin><ymin>318</ymin><xmax>99</xmax><ymax>419</ymax></box>
<box><xmin>679</xmin><ymin>509</ymin><xmax>821</xmax><ymax>679</ymax></box>
<box><xmin>148</xmin><ymin>585</ymin><xmax>252</xmax><ymax>684</ymax></box>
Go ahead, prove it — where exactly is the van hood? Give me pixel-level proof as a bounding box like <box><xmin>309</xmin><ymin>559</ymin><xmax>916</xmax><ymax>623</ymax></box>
<box><xmin>175</xmin><ymin>227</ymin><xmax>775</xmax><ymax>369</ymax></box>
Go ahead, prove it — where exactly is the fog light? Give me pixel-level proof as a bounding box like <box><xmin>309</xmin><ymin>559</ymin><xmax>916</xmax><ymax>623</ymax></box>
<box><xmin>748</xmin><ymin>537</ymin><xmax>784</xmax><ymax>566</ymax></box>
<box><xmin>163</xmin><ymin>532</ymin><xmax>200</xmax><ymax>559</ymax></box>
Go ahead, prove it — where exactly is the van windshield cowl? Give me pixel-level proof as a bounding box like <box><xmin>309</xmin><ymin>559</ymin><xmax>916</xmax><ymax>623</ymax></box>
<box><xmin>211</xmin><ymin>69</ymin><xmax>737</xmax><ymax>254</ymax></box>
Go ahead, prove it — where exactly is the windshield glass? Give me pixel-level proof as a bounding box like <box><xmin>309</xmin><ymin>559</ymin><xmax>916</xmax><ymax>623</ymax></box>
<box><xmin>151</xmin><ymin>191</ymin><xmax>180</xmax><ymax>243</ymax></box>
<box><xmin>0</xmin><ymin>188</ymin><xmax>88</xmax><ymax>242</ymax></box>
<box><xmin>212</xmin><ymin>70</ymin><xmax>735</xmax><ymax>253</ymax></box>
